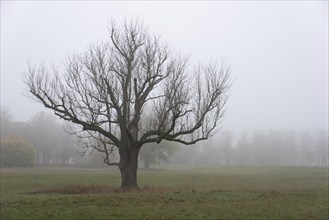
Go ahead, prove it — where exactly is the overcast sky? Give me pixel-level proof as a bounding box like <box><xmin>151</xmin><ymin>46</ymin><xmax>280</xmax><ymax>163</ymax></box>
<box><xmin>1</xmin><ymin>1</ymin><xmax>328</xmax><ymax>132</ymax></box>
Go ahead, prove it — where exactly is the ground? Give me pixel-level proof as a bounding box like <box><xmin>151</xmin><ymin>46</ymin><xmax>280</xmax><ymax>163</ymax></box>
<box><xmin>0</xmin><ymin>166</ymin><xmax>328</xmax><ymax>219</ymax></box>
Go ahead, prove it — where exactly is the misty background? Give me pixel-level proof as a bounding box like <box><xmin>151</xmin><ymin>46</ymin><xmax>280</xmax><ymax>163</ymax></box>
<box><xmin>1</xmin><ymin>1</ymin><xmax>328</xmax><ymax>167</ymax></box>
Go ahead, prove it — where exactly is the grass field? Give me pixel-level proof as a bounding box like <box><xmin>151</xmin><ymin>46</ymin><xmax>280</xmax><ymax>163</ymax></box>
<box><xmin>1</xmin><ymin>166</ymin><xmax>328</xmax><ymax>220</ymax></box>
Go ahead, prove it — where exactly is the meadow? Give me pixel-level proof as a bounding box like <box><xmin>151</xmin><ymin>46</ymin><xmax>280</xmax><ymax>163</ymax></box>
<box><xmin>0</xmin><ymin>166</ymin><xmax>328</xmax><ymax>220</ymax></box>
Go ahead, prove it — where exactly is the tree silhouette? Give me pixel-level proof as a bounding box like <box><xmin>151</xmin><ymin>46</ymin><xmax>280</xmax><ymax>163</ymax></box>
<box><xmin>24</xmin><ymin>19</ymin><xmax>231</xmax><ymax>189</ymax></box>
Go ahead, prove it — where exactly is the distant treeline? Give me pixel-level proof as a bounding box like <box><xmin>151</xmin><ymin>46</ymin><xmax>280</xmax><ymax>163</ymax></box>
<box><xmin>171</xmin><ymin>129</ymin><xmax>328</xmax><ymax>167</ymax></box>
<box><xmin>1</xmin><ymin>108</ymin><xmax>328</xmax><ymax>167</ymax></box>
<box><xmin>1</xmin><ymin>108</ymin><xmax>76</xmax><ymax>166</ymax></box>
<box><xmin>1</xmin><ymin>108</ymin><xmax>177</xmax><ymax>168</ymax></box>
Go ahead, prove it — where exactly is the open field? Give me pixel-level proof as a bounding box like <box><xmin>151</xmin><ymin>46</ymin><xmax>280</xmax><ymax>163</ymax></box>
<box><xmin>1</xmin><ymin>166</ymin><xmax>328</xmax><ymax>220</ymax></box>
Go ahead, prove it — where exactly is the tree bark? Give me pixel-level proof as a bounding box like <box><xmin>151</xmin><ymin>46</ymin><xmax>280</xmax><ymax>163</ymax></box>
<box><xmin>119</xmin><ymin>147</ymin><xmax>140</xmax><ymax>190</ymax></box>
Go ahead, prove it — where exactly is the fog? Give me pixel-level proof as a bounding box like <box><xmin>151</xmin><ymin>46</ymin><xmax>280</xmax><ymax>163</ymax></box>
<box><xmin>2</xmin><ymin>108</ymin><xmax>328</xmax><ymax>168</ymax></box>
<box><xmin>1</xmin><ymin>2</ymin><xmax>328</xmax><ymax>169</ymax></box>
<box><xmin>1</xmin><ymin>1</ymin><xmax>327</xmax><ymax>133</ymax></box>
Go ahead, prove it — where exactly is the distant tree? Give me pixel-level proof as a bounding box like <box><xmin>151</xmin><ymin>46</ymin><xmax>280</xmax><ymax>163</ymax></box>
<box><xmin>24</xmin><ymin>19</ymin><xmax>231</xmax><ymax>189</ymax></box>
<box><xmin>266</xmin><ymin>130</ymin><xmax>283</xmax><ymax>166</ymax></box>
<box><xmin>235</xmin><ymin>131</ymin><xmax>252</xmax><ymax>165</ymax></box>
<box><xmin>299</xmin><ymin>130</ymin><xmax>315</xmax><ymax>167</ymax></box>
<box><xmin>27</xmin><ymin>112</ymin><xmax>55</xmax><ymax>165</ymax></box>
<box><xmin>217</xmin><ymin>130</ymin><xmax>234</xmax><ymax>166</ymax></box>
<box><xmin>281</xmin><ymin>130</ymin><xmax>297</xmax><ymax>166</ymax></box>
<box><xmin>0</xmin><ymin>136</ymin><xmax>37</xmax><ymax>167</ymax></box>
<box><xmin>314</xmin><ymin>130</ymin><xmax>328</xmax><ymax>167</ymax></box>
<box><xmin>195</xmin><ymin>139</ymin><xmax>219</xmax><ymax>165</ymax></box>
<box><xmin>75</xmin><ymin>150</ymin><xmax>114</xmax><ymax>168</ymax></box>
<box><xmin>139</xmin><ymin>141</ymin><xmax>179</xmax><ymax>168</ymax></box>
<box><xmin>0</xmin><ymin>107</ymin><xmax>27</xmax><ymax>139</ymax></box>
<box><xmin>169</xmin><ymin>145</ymin><xmax>197</xmax><ymax>165</ymax></box>
<box><xmin>27</xmin><ymin>111</ymin><xmax>75</xmax><ymax>165</ymax></box>
<box><xmin>1</xmin><ymin>107</ymin><xmax>13</xmax><ymax>138</ymax></box>
<box><xmin>252</xmin><ymin>130</ymin><xmax>269</xmax><ymax>166</ymax></box>
<box><xmin>54</xmin><ymin>129</ymin><xmax>76</xmax><ymax>165</ymax></box>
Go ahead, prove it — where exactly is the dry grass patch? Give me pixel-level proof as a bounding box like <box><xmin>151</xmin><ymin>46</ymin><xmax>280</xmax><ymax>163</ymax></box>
<box><xmin>31</xmin><ymin>185</ymin><xmax>117</xmax><ymax>194</ymax></box>
<box><xmin>30</xmin><ymin>185</ymin><xmax>176</xmax><ymax>194</ymax></box>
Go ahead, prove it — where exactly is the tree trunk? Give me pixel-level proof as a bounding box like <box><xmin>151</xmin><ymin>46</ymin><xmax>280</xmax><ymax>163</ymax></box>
<box><xmin>119</xmin><ymin>147</ymin><xmax>139</xmax><ymax>190</ymax></box>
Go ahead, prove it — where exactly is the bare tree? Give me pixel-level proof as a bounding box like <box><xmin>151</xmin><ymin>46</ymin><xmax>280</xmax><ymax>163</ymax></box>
<box><xmin>218</xmin><ymin>130</ymin><xmax>234</xmax><ymax>166</ymax></box>
<box><xmin>24</xmin><ymin>19</ymin><xmax>231</xmax><ymax>189</ymax></box>
<box><xmin>28</xmin><ymin>111</ymin><xmax>75</xmax><ymax>165</ymax></box>
<box><xmin>139</xmin><ymin>140</ymin><xmax>179</xmax><ymax>168</ymax></box>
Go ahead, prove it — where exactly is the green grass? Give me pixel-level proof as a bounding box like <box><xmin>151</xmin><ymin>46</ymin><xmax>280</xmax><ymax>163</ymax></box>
<box><xmin>1</xmin><ymin>166</ymin><xmax>328</xmax><ymax>219</ymax></box>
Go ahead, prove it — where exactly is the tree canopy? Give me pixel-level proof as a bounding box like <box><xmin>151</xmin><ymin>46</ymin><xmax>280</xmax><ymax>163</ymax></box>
<box><xmin>0</xmin><ymin>136</ymin><xmax>36</xmax><ymax>168</ymax></box>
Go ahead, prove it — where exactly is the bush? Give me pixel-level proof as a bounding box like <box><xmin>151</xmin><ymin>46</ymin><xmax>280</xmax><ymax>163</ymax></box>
<box><xmin>0</xmin><ymin>136</ymin><xmax>37</xmax><ymax>167</ymax></box>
